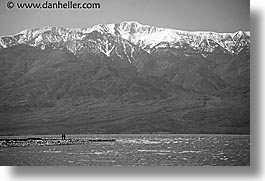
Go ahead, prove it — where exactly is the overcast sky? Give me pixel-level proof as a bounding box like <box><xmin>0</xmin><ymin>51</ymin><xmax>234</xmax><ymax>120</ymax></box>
<box><xmin>0</xmin><ymin>0</ymin><xmax>249</xmax><ymax>36</ymax></box>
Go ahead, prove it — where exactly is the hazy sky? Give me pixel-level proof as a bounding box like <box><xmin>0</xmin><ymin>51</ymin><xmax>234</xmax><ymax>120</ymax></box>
<box><xmin>0</xmin><ymin>0</ymin><xmax>250</xmax><ymax>36</ymax></box>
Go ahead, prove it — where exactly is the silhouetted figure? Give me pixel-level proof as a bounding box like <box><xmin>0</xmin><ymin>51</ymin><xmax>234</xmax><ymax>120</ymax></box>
<box><xmin>62</xmin><ymin>134</ymin><xmax>66</xmax><ymax>140</ymax></box>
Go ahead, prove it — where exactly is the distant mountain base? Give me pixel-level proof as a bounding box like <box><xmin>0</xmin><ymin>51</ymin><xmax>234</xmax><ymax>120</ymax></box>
<box><xmin>0</xmin><ymin>95</ymin><xmax>249</xmax><ymax>135</ymax></box>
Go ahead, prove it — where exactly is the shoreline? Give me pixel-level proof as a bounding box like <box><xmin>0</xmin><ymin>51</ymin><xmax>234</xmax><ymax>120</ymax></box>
<box><xmin>0</xmin><ymin>138</ymin><xmax>116</xmax><ymax>148</ymax></box>
<box><xmin>0</xmin><ymin>134</ymin><xmax>250</xmax><ymax>148</ymax></box>
<box><xmin>0</xmin><ymin>133</ymin><xmax>251</xmax><ymax>139</ymax></box>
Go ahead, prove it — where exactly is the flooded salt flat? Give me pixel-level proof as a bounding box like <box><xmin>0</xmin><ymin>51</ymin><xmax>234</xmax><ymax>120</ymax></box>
<box><xmin>0</xmin><ymin>134</ymin><xmax>250</xmax><ymax>166</ymax></box>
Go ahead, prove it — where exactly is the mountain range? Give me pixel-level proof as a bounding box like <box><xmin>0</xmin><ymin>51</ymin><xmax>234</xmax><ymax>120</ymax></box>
<box><xmin>0</xmin><ymin>21</ymin><xmax>250</xmax><ymax>135</ymax></box>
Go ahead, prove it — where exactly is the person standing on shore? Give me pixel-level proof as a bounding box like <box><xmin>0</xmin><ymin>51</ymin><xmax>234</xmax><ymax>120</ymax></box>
<box><xmin>62</xmin><ymin>134</ymin><xmax>66</xmax><ymax>140</ymax></box>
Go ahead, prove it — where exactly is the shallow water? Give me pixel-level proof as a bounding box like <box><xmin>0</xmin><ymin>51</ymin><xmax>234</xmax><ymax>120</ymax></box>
<box><xmin>0</xmin><ymin>134</ymin><xmax>250</xmax><ymax>166</ymax></box>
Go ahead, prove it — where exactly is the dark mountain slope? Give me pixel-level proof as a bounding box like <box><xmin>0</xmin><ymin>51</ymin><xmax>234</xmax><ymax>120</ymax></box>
<box><xmin>0</xmin><ymin>22</ymin><xmax>250</xmax><ymax>135</ymax></box>
<box><xmin>0</xmin><ymin>44</ymin><xmax>249</xmax><ymax>135</ymax></box>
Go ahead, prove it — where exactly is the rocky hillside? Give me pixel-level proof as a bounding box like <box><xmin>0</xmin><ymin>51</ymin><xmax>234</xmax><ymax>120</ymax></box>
<box><xmin>0</xmin><ymin>22</ymin><xmax>250</xmax><ymax>135</ymax></box>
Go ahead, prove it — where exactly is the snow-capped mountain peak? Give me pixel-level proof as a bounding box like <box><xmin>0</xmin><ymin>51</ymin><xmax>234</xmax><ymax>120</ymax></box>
<box><xmin>0</xmin><ymin>21</ymin><xmax>250</xmax><ymax>57</ymax></box>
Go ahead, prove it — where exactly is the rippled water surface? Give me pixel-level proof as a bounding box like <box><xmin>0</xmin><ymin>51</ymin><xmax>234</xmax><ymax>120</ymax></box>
<box><xmin>0</xmin><ymin>134</ymin><xmax>250</xmax><ymax>166</ymax></box>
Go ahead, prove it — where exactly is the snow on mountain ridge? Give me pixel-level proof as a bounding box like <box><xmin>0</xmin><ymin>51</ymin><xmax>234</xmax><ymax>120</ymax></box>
<box><xmin>114</xmin><ymin>22</ymin><xmax>250</xmax><ymax>54</ymax></box>
<box><xmin>0</xmin><ymin>21</ymin><xmax>250</xmax><ymax>56</ymax></box>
